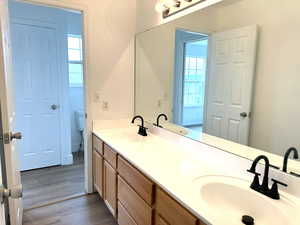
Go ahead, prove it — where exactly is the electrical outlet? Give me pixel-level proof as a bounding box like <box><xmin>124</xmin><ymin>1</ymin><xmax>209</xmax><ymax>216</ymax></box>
<box><xmin>94</xmin><ymin>92</ymin><xmax>101</xmax><ymax>103</ymax></box>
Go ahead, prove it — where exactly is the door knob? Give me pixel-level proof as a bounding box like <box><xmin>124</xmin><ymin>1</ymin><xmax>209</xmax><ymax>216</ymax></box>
<box><xmin>0</xmin><ymin>184</ymin><xmax>23</xmax><ymax>203</ymax></box>
<box><xmin>51</xmin><ymin>104</ymin><xmax>59</xmax><ymax>110</ymax></box>
<box><xmin>240</xmin><ymin>112</ymin><xmax>248</xmax><ymax>118</ymax></box>
<box><xmin>10</xmin><ymin>132</ymin><xmax>22</xmax><ymax>141</ymax></box>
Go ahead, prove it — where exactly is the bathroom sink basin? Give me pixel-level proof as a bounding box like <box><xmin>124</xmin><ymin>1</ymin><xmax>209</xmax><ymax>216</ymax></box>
<box><xmin>193</xmin><ymin>176</ymin><xmax>299</xmax><ymax>225</ymax></box>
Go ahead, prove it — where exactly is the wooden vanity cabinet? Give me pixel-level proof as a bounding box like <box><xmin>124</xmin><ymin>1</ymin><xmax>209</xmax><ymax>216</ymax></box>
<box><xmin>92</xmin><ymin>135</ymin><xmax>207</xmax><ymax>225</ymax></box>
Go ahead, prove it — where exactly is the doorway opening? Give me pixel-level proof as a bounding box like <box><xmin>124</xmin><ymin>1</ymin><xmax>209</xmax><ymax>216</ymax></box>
<box><xmin>9</xmin><ymin>1</ymin><xmax>86</xmax><ymax>209</ymax></box>
<box><xmin>173</xmin><ymin>29</ymin><xmax>209</xmax><ymax>136</ymax></box>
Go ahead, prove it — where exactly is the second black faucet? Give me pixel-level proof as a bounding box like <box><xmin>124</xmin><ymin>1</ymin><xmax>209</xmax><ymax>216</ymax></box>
<box><xmin>153</xmin><ymin>113</ymin><xmax>168</xmax><ymax>128</ymax></box>
<box><xmin>247</xmin><ymin>155</ymin><xmax>288</xmax><ymax>200</ymax></box>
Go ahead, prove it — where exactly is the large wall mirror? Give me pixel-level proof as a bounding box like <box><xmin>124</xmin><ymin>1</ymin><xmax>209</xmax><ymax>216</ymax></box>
<box><xmin>135</xmin><ymin>0</ymin><xmax>300</xmax><ymax>175</ymax></box>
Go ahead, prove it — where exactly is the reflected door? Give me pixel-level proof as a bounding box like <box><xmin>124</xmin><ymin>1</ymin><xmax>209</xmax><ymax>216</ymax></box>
<box><xmin>205</xmin><ymin>25</ymin><xmax>258</xmax><ymax>145</ymax></box>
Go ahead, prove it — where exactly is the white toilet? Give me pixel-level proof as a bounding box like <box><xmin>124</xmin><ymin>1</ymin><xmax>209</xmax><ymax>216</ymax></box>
<box><xmin>75</xmin><ymin>110</ymin><xmax>85</xmax><ymax>151</ymax></box>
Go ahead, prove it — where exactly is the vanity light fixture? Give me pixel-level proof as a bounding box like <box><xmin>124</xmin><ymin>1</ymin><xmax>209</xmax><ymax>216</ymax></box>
<box><xmin>156</xmin><ymin>0</ymin><xmax>214</xmax><ymax>19</ymax></box>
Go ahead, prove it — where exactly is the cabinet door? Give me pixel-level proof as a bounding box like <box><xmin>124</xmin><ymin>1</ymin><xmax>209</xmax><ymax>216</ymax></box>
<box><xmin>93</xmin><ymin>151</ymin><xmax>103</xmax><ymax>197</ymax></box>
<box><xmin>155</xmin><ymin>213</ymin><xmax>170</xmax><ymax>225</ymax></box>
<box><xmin>104</xmin><ymin>161</ymin><xmax>117</xmax><ymax>216</ymax></box>
<box><xmin>155</xmin><ymin>188</ymin><xmax>198</xmax><ymax>225</ymax></box>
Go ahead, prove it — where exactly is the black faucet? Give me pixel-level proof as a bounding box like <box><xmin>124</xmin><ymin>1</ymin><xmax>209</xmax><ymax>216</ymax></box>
<box><xmin>247</xmin><ymin>155</ymin><xmax>287</xmax><ymax>200</ymax></box>
<box><xmin>131</xmin><ymin>115</ymin><xmax>147</xmax><ymax>136</ymax></box>
<box><xmin>153</xmin><ymin>113</ymin><xmax>168</xmax><ymax>128</ymax></box>
<box><xmin>282</xmin><ymin>147</ymin><xmax>299</xmax><ymax>173</ymax></box>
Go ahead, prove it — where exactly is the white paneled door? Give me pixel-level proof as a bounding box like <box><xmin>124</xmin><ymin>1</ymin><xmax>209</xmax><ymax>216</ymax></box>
<box><xmin>205</xmin><ymin>26</ymin><xmax>258</xmax><ymax>145</ymax></box>
<box><xmin>11</xmin><ymin>21</ymin><xmax>61</xmax><ymax>171</ymax></box>
<box><xmin>0</xmin><ymin>0</ymin><xmax>23</xmax><ymax>224</ymax></box>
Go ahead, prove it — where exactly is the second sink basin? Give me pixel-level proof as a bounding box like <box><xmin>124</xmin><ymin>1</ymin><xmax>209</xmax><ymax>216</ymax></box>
<box><xmin>193</xmin><ymin>176</ymin><xmax>298</xmax><ymax>225</ymax></box>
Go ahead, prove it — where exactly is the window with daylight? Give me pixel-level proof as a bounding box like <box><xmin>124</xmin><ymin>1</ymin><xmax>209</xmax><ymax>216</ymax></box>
<box><xmin>183</xmin><ymin>40</ymin><xmax>208</xmax><ymax>107</ymax></box>
<box><xmin>68</xmin><ymin>35</ymin><xmax>83</xmax><ymax>87</ymax></box>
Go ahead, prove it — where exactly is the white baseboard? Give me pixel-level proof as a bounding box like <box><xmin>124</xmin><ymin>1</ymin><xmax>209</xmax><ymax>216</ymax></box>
<box><xmin>62</xmin><ymin>153</ymin><xmax>73</xmax><ymax>165</ymax></box>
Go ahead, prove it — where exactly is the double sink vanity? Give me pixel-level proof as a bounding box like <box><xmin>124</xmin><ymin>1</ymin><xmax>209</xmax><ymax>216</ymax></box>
<box><xmin>92</xmin><ymin>119</ymin><xmax>300</xmax><ymax>225</ymax></box>
<box><xmin>92</xmin><ymin>0</ymin><xmax>300</xmax><ymax>224</ymax></box>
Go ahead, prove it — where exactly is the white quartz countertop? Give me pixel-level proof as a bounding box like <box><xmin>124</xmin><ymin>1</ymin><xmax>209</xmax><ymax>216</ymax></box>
<box><xmin>158</xmin><ymin>121</ymin><xmax>300</xmax><ymax>175</ymax></box>
<box><xmin>92</xmin><ymin>120</ymin><xmax>300</xmax><ymax>225</ymax></box>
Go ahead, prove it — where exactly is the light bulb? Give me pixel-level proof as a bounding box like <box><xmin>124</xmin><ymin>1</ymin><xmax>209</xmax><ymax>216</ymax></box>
<box><xmin>155</xmin><ymin>1</ymin><xmax>167</xmax><ymax>13</ymax></box>
<box><xmin>164</xmin><ymin>0</ymin><xmax>176</xmax><ymax>7</ymax></box>
<box><xmin>165</xmin><ymin>0</ymin><xmax>181</xmax><ymax>8</ymax></box>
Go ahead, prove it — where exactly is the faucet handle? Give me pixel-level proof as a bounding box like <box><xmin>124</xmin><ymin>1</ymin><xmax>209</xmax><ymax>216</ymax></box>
<box><xmin>269</xmin><ymin>179</ymin><xmax>288</xmax><ymax>200</ymax></box>
<box><xmin>247</xmin><ymin>169</ymin><xmax>261</xmax><ymax>176</ymax></box>
<box><xmin>271</xmin><ymin>179</ymin><xmax>288</xmax><ymax>187</ymax></box>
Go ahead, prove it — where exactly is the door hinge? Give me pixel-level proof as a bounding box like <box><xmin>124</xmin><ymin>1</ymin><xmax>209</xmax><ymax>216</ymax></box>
<box><xmin>0</xmin><ymin>184</ymin><xmax>23</xmax><ymax>203</ymax></box>
<box><xmin>0</xmin><ymin>133</ymin><xmax>10</xmax><ymax>144</ymax></box>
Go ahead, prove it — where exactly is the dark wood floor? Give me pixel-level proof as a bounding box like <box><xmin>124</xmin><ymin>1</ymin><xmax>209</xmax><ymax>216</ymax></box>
<box><xmin>23</xmin><ymin>194</ymin><xmax>118</xmax><ymax>225</ymax></box>
<box><xmin>21</xmin><ymin>152</ymin><xmax>85</xmax><ymax>209</ymax></box>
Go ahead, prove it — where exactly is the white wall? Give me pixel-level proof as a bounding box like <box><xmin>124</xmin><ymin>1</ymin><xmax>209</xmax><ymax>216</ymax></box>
<box><xmin>136</xmin><ymin>0</ymin><xmax>300</xmax><ymax>156</ymax></box>
<box><xmin>82</xmin><ymin>0</ymin><xmax>135</xmax><ymax>120</ymax></box>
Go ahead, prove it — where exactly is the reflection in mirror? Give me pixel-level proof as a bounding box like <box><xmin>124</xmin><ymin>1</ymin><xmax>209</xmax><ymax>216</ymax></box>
<box><xmin>135</xmin><ymin>0</ymin><xmax>300</xmax><ymax>175</ymax></box>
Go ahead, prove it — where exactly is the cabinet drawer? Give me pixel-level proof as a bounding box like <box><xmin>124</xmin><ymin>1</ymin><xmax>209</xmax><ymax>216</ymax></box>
<box><xmin>156</xmin><ymin>188</ymin><xmax>198</xmax><ymax>225</ymax></box>
<box><xmin>118</xmin><ymin>176</ymin><xmax>152</xmax><ymax>225</ymax></box>
<box><xmin>118</xmin><ymin>156</ymin><xmax>154</xmax><ymax>205</ymax></box>
<box><xmin>118</xmin><ymin>201</ymin><xmax>138</xmax><ymax>225</ymax></box>
<box><xmin>104</xmin><ymin>144</ymin><xmax>117</xmax><ymax>169</ymax></box>
<box><xmin>93</xmin><ymin>135</ymin><xmax>103</xmax><ymax>155</ymax></box>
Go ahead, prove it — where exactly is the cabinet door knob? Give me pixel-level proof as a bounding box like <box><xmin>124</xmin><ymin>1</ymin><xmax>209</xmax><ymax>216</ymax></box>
<box><xmin>240</xmin><ymin>112</ymin><xmax>248</xmax><ymax>118</ymax></box>
<box><xmin>51</xmin><ymin>104</ymin><xmax>59</xmax><ymax>110</ymax></box>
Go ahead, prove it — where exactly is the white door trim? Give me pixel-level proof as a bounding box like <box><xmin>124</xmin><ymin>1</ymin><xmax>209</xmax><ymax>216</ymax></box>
<box><xmin>18</xmin><ymin>0</ymin><xmax>93</xmax><ymax>193</ymax></box>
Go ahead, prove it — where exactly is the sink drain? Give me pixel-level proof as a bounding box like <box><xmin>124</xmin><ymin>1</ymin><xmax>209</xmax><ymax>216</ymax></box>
<box><xmin>242</xmin><ymin>215</ymin><xmax>254</xmax><ymax>225</ymax></box>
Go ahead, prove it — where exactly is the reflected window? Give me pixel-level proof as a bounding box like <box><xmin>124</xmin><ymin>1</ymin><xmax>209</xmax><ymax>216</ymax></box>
<box><xmin>183</xmin><ymin>39</ymin><xmax>208</xmax><ymax>107</ymax></box>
